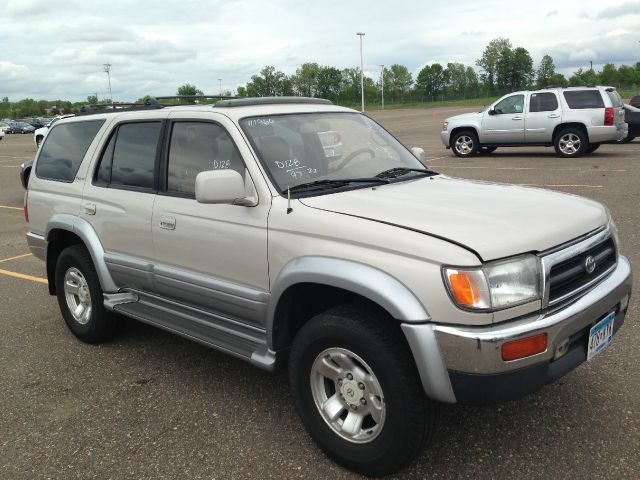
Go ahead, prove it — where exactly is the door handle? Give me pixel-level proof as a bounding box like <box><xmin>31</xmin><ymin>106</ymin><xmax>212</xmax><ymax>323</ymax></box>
<box><xmin>159</xmin><ymin>215</ymin><xmax>176</xmax><ymax>230</ymax></box>
<box><xmin>512</xmin><ymin>116</ymin><xmax>523</xmax><ymax>120</ymax></box>
<box><xmin>83</xmin><ymin>203</ymin><xmax>96</xmax><ymax>215</ymax></box>
<box><xmin>548</xmin><ymin>113</ymin><xmax>560</xmax><ymax>118</ymax></box>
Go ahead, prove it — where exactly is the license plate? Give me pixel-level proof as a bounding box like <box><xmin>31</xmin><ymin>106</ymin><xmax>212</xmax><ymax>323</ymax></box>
<box><xmin>587</xmin><ymin>311</ymin><xmax>615</xmax><ymax>360</ymax></box>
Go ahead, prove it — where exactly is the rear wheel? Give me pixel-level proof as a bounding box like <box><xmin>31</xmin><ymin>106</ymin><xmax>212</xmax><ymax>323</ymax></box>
<box><xmin>289</xmin><ymin>304</ymin><xmax>436</xmax><ymax>476</ymax></box>
<box><xmin>554</xmin><ymin>128</ymin><xmax>587</xmax><ymax>157</ymax></box>
<box><xmin>620</xmin><ymin>135</ymin><xmax>635</xmax><ymax>143</ymax></box>
<box><xmin>451</xmin><ymin>130</ymin><xmax>479</xmax><ymax>157</ymax></box>
<box><xmin>55</xmin><ymin>245</ymin><xmax>120</xmax><ymax>343</ymax></box>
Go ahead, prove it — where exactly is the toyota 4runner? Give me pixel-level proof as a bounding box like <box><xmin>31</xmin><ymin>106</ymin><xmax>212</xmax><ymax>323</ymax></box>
<box><xmin>442</xmin><ymin>86</ymin><xmax>628</xmax><ymax>157</ymax></box>
<box><xmin>25</xmin><ymin>97</ymin><xmax>632</xmax><ymax>476</ymax></box>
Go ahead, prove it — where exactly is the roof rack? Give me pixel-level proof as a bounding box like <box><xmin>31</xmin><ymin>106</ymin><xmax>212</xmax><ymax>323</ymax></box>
<box><xmin>214</xmin><ymin>97</ymin><xmax>333</xmax><ymax>108</ymax></box>
<box><xmin>77</xmin><ymin>95</ymin><xmax>334</xmax><ymax>116</ymax></box>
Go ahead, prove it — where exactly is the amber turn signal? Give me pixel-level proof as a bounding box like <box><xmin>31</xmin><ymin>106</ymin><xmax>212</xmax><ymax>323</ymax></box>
<box><xmin>501</xmin><ymin>333</ymin><xmax>548</xmax><ymax>361</ymax></box>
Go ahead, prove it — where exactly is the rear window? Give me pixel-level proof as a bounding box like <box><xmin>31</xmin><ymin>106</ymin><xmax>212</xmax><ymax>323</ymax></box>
<box><xmin>605</xmin><ymin>90</ymin><xmax>623</xmax><ymax>108</ymax></box>
<box><xmin>563</xmin><ymin>90</ymin><xmax>605</xmax><ymax>109</ymax></box>
<box><xmin>35</xmin><ymin>120</ymin><xmax>104</xmax><ymax>182</ymax></box>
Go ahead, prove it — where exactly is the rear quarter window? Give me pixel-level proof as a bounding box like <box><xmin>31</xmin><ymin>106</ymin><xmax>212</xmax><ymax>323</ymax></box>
<box><xmin>563</xmin><ymin>90</ymin><xmax>605</xmax><ymax>109</ymax></box>
<box><xmin>36</xmin><ymin>120</ymin><xmax>104</xmax><ymax>182</ymax></box>
<box><xmin>605</xmin><ymin>90</ymin><xmax>623</xmax><ymax>108</ymax></box>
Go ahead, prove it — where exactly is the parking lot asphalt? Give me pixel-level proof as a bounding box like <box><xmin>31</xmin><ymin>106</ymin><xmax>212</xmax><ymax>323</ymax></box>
<box><xmin>0</xmin><ymin>108</ymin><xmax>638</xmax><ymax>479</ymax></box>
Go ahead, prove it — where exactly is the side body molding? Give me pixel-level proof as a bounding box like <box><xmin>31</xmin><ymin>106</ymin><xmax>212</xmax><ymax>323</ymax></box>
<box><xmin>45</xmin><ymin>213</ymin><xmax>118</xmax><ymax>292</ymax></box>
<box><xmin>266</xmin><ymin>256</ymin><xmax>430</xmax><ymax>348</ymax></box>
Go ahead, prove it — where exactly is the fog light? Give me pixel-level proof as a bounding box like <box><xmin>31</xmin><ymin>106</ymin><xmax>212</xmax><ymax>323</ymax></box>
<box><xmin>501</xmin><ymin>333</ymin><xmax>548</xmax><ymax>361</ymax></box>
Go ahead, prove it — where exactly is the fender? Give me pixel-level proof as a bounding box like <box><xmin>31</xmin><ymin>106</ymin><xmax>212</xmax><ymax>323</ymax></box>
<box><xmin>266</xmin><ymin>256</ymin><xmax>430</xmax><ymax>348</ymax></box>
<box><xmin>45</xmin><ymin>213</ymin><xmax>118</xmax><ymax>292</ymax></box>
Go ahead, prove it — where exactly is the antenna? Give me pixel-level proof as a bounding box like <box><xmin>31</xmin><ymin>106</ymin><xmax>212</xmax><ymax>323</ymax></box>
<box><xmin>287</xmin><ymin>188</ymin><xmax>292</xmax><ymax>214</ymax></box>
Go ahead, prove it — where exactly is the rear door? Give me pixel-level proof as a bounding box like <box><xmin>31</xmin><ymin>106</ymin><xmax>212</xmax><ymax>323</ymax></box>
<box><xmin>480</xmin><ymin>94</ymin><xmax>525</xmax><ymax>144</ymax></box>
<box><xmin>82</xmin><ymin>118</ymin><xmax>167</xmax><ymax>291</ymax></box>
<box><xmin>525</xmin><ymin>91</ymin><xmax>561</xmax><ymax>143</ymax></box>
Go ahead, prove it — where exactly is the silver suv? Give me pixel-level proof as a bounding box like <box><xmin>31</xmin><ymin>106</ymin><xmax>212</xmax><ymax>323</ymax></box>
<box><xmin>441</xmin><ymin>86</ymin><xmax>628</xmax><ymax>157</ymax></box>
<box><xmin>25</xmin><ymin>97</ymin><xmax>632</xmax><ymax>476</ymax></box>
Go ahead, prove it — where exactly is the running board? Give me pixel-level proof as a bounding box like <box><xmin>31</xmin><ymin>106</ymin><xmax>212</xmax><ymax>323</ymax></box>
<box><xmin>108</xmin><ymin>290</ymin><xmax>278</xmax><ymax>371</ymax></box>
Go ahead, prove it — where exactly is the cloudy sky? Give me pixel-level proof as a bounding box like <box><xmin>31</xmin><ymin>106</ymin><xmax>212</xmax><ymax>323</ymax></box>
<box><xmin>1</xmin><ymin>0</ymin><xmax>639</xmax><ymax>101</ymax></box>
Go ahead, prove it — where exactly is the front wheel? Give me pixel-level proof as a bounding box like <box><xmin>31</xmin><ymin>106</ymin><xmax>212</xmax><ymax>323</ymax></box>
<box><xmin>451</xmin><ymin>130</ymin><xmax>479</xmax><ymax>157</ymax></box>
<box><xmin>289</xmin><ymin>305</ymin><xmax>436</xmax><ymax>476</ymax></box>
<box><xmin>554</xmin><ymin>128</ymin><xmax>587</xmax><ymax>157</ymax></box>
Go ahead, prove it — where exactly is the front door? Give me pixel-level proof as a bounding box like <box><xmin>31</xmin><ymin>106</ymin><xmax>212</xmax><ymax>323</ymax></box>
<box><xmin>480</xmin><ymin>94</ymin><xmax>526</xmax><ymax>144</ymax></box>
<box><xmin>151</xmin><ymin>112</ymin><xmax>271</xmax><ymax>328</ymax></box>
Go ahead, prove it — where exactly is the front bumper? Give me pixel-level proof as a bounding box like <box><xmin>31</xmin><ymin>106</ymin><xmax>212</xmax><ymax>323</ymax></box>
<box><xmin>440</xmin><ymin>130</ymin><xmax>451</xmax><ymax>148</ymax></box>
<box><xmin>404</xmin><ymin>256</ymin><xmax>632</xmax><ymax>404</ymax></box>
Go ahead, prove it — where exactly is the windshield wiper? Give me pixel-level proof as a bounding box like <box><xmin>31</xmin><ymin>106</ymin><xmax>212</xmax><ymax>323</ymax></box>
<box><xmin>288</xmin><ymin>177</ymin><xmax>390</xmax><ymax>194</ymax></box>
<box><xmin>375</xmin><ymin>167</ymin><xmax>438</xmax><ymax>180</ymax></box>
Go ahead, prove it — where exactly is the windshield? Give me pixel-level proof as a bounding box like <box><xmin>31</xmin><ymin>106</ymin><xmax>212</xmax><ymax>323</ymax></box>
<box><xmin>240</xmin><ymin>112</ymin><xmax>426</xmax><ymax>192</ymax></box>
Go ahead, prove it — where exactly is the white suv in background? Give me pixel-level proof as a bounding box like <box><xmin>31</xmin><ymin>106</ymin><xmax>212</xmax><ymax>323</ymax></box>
<box><xmin>441</xmin><ymin>86</ymin><xmax>628</xmax><ymax>157</ymax></box>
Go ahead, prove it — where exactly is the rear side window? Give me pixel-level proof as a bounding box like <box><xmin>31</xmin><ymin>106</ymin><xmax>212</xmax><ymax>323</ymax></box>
<box><xmin>563</xmin><ymin>90</ymin><xmax>605</xmax><ymax>109</ymax></box>
<box><xmin>94</xmin><ymin>122</ymin><xmax>162</xmax><ymax>190</ymax></box>
<box><xmin>36</xmin><ymin>120</ymin><xmax>104</xmax><ymax>182</ymax></box>
<box><xmin>529</xmin><ymin>92</ymin><xmax>558</xmax><ymax>112</ymax></box>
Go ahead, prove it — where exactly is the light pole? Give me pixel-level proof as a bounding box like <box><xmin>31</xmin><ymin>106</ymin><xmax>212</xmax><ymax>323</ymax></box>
<box><xmin>218</xmin><ymin>78</ymin><xmax>222</xmax><ymax>96</ymax></box>
<box><xmin>356</xmin><ymin>32</ymin><xmax>365</xmax><ymax>112</ymax></box>
<box><xmin>379</xmin><ymin>64</ymin><xmax>385</xmax><ymax>110</ymax></box>
<box><xmin>103</xmin><ymin>64</ymin><xmax>113</xmax><ymax>104</ymax></box>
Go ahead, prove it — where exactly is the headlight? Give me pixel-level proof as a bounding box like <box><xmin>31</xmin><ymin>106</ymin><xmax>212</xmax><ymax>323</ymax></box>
<box><xmin>442</xmin><ymin>121</ymin><xmax>449</xmax><ymax>131</ymax></box>
<box><xmin>443</xmin><ymin>254</ymin><xmax>542</xmax><ymax>311</ymax></box>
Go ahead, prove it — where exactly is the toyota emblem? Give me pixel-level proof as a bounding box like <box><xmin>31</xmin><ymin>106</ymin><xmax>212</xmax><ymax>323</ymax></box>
<box><xmin>584</xmin><ymin>255</ymin><xmax>596</xmax><ymax>274</ymax></box>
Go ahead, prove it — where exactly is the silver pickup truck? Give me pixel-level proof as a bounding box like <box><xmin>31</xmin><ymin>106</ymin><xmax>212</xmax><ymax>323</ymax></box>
<box><xmin>441</xmin><ymin>86</ymin><xmax>628</xmax><ymax>157</ymax></box>
<box><xmin>25</xmin><ymin>96</ymin><xmax>632</xmax><ymax>476</ymax></box>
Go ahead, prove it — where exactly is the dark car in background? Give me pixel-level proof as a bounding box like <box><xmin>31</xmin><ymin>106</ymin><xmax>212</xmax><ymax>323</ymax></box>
<box><xmin>622</xmin><ymin>104</ymin><xmax>640</xmax><ymax>143</ymax></box>
<box><xmin>14</xmin><ymin>122</ymin><xmax>36</xmax><ymax>134</ymax></box>
<box><xmin>630</xmin><ymin>96</ymin><xmax>640</xmax><ymax>109</ymax></box>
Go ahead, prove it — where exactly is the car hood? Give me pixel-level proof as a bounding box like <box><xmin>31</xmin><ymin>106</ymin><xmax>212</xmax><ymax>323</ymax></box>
<box><xmin>299</xmin><ymin>176</ymin><xmax>608</xmax><ymax>261</ymax></box>
<box><xmin>447</xmin><ymin>111</ymin><xmax>482</xmax><ymax>123</ymax></box>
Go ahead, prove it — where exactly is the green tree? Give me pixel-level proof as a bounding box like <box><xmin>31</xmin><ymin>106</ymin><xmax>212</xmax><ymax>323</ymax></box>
<box><xmin>291</xmin><ymin>62</ymin><xmax>321</xmax><ymax>97</ymax></box>
<box><xmin>177</xmin><ymin>84</ymin><xmax>204</xmax><ymax>96</ymax></box>
<box><xmin>86</xmin><ymin>94</ymin><xmax>99</xmax><ymax>104</ymax></box>
<box><xmin>444</xmin><ymin>62</ymin><xmax>467</xmax><ymax>97</ymax></box>
<box><xmin>476</xmin><ymin>37</ymin><xmax>512</xmax><ymax>94</ymax></box>
<box><xmin>509</xmin><ymin>47</ymin><xmax>534</xmax><ymax>90</ymax></box>
<box><xmin>464</xmin><ymin>67</ymin><xmax>480</xmax><ymax>97</ymax></box>
<box><xmin>386</xmin><ymin>64</ymin><xmax>413</xmax><ymax>99</ymax></box>
<box><xmin>236</xmin><ymin>86</ymin><xmax>248</xmax><ymax>97</ymax></box>
<box><xmin>536</xmin><ymin>55</ymin><xmax>556</xmax><ymax>88</ymax></box>
<box><xmin>316</xmin><ymin>66</ymin><xmax>342</xmax><ymax>100</ymax></box>
<box><xmin>547</xmin><ymin>73</ymin><xmax>568</xmax><ymax>87</ymax></box>
<box><xmin>415</xmin><ymin>63</ymin><xmax>446</xmax><ymax>99</ymax></box>
<box><xmin>246</xmin><ymin>66</ymin><xmax>291</xmax><ymax>96</ymax></box>
<box><xmin>600</xmin><ymin>63</ymin><xmax>619</xmax><ymax>86</ymax></box>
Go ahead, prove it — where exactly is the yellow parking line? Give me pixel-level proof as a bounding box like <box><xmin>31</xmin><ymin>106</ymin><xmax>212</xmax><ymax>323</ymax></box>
<box><xmin>0</xmin><ymin>205</ymin><xmax>23</xmax><ymax>210</ymax></box>
<box><xmin>0</xmin><ymin>268</ymin><xmax>47</xmax><ymax>284</ymax></box>
<box><xmin>0</xmin><ymin>253</ymin><xmax>32</xmax><ymax>264</ymax></box>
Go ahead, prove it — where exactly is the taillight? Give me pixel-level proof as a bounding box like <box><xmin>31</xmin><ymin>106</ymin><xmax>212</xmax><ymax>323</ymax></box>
<box><xmin>604</xmin><ymin>107</ymin><xmax>614</xmax><ymax>126</ymax></box>
<box><xmin>23</xmin><ymin>190</ymin><xmax>29</xmax><ymax>223</ymax></box>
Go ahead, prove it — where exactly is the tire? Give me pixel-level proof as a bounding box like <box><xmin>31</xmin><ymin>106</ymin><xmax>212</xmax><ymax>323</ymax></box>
<box><xmin>289</xmin><ymin>304</ymin><xmax>436</xmax><ymax>476</ymax></box>
<box><xmin>55</xmin><ymin>245</ymin><xmax>120</xmax><ymax>343</ymax></box>
<box><xmin>584</xmin><ymin>144</ymin><xmax>601</xmax><ymax>154</ymax></box>
<box><xmin>554</xmin><ymin>128</ymin><xmax>587</xmax><ymax>157</ymax></box>
<box><xmin>451</xmin><ymin>130</ymin><xmax>479</xmax><ymax>157</ymax></box>
<box><xmin>479</xmin><ymin>146</ymin><xmax>497</xmax><ymax>154</ymax></box>
<box><xmin>620</xmin><ymin>135</ymin><xmax>635</xmax><ymax>144</ymax></box>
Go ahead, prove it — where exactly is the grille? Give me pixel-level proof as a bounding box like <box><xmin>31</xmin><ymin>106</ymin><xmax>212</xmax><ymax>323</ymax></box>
<box><xmin>548</xmin><ymin>237</ymin><xmax>616</xmax><ymax>304</ymax></box>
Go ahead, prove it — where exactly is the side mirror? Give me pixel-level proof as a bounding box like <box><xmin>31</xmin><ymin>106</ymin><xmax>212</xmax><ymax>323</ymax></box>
<box><xmin>410</xmin><ymin>147</ymin><xmax>426</xmax><ymax>164</ymax></box>
<box><xmin>195</xmin><ymin>170</ymin><xmax>256</xmax><ymax>206</ymax></box>
<box><xmin>488</xmin><ymin>109</ymin><xmax>496</xmax><ymax>116</ymax></box>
